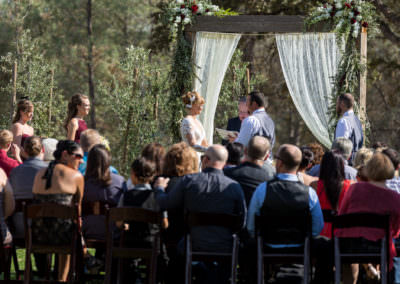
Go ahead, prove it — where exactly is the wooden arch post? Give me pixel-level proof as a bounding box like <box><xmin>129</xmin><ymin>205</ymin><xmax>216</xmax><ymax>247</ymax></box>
<box><xmin>359</xmin><ymin>27</ymin><xmax>368</xmax><ymax>137</ymax></box>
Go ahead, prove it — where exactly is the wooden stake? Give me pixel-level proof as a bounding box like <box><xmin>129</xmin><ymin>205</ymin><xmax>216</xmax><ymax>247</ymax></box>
<box><xmin>246</xmin><ymin>68</ymin><xmax>251</xmax><ymax>94</ymax></box>
<box><xmin>122</xmin><ymin>68</ymin><xmax>139</xmax><ymax>167</ymax></box>
<box><xmin>48</xmin><ymin>68</ymin><xmax>54</xmax><ymax>128</ymax></box>
<box><xmin>154</xmin><ymin>71</ymin><xmax>159</xmax><ymax>120</ymax></box>
<box><xmin>11</xmin><ymin>60</ymin><xmax>18</xmax><ymax>123</ymax></box>
<box><xmin>359</xmin><ymin>27</ymin><xmax>367</xmax><ymax>140</ymax></box>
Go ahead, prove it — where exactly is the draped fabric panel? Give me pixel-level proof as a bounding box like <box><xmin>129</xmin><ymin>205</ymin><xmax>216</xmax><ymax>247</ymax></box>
<box><xmin>193</xmin><ymin>32</ymin><xmax>241</xmax><ymax>145</ymax></box>
<box><xmin>276</xmin><ymin>33</ymin><xmax>341</xmax><ymax>148</ymax></box>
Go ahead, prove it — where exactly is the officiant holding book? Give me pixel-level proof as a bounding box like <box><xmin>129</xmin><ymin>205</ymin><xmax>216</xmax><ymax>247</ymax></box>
<box><xmin>222</xmin><ymin>97</ymin><xmax>249</xmax><ymax>145</ymax></box>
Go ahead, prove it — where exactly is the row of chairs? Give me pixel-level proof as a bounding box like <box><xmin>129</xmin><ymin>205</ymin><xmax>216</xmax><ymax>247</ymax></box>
<box><xmin>0</xmin><ymin>202</ymin><xmax>391</xmax><ymax>284</ymax></box>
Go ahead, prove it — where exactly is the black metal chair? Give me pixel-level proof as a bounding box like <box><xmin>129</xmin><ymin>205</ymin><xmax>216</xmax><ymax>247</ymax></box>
<box><xmin>23</xmin><ymin>202</ymin><xmax>81</xmax><ymax>284</ymax></box>
<box><xmin>333</xmin><ymin>213</ymin><xmax>390</xmax><ymax>284</ymax></box>
<box><xmin>184</xmin><ymin>211</ymin><xmax>242</xmax><ymax>284</ymax></box>
<box><xmin>255</xmin><ymin>209</ymin><xmax>312</xmax><ymax>284</ymax></box>
<box><xmin>104</xmin><ymin>207</ymin><xmax>163</xmax><ymax>284</ymax></box>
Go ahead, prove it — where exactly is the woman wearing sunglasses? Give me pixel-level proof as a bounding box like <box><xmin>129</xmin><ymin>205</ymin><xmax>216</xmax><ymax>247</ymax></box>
<box><xmin>31</xmin><ymin>140</ymin><xmax>84</xmax><ymax>282</ymax></box>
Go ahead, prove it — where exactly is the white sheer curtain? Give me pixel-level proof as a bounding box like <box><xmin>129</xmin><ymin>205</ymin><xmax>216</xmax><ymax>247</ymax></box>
<box><xmin>276</xmin><ymin>33</ymin><xmax>341</xmax><ymax>148</ymax></box>
<box><xmin>194</xmin><ymin>32</ymin><xmax>241</xmax><ymax>145</ymax></box>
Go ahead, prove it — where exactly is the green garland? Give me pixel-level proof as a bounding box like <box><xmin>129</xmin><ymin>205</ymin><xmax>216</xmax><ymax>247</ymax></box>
<box><xmin>306</xmin><ymin>0</ymin><xmax>378</xmax><ymax>141</ymax></box>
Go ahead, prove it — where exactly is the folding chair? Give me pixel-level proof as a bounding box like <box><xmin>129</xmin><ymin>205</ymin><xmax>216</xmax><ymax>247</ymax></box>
<box><xmin>10</xmin><ymin>199</ymin><xmax>32</xmax><ymax>280</ymax></box>
<box><xmin>23</xmin><ymin>202</ymin><xmax>81</xmax><ymax>284</ymax></box>
<box><xmin>184</xmin><ymin>211</ymin><xmax>242</xmax><ymax>284</ymax></box>
<box><xmin>333</xmin><ymin>213</ymin><xmax>390</xmax><ymax>284</ymax></box>
<box><xmin>255</xmin><ymin>209</ymin><xmax>312</xmax><ymax>284</ymax></box>
<box><xmin>0</xmin><ymin>221</ymin><xmax>12</xmax><ymax>281</ymax></box>
<box><xmin>104</xmin><ymin>207</ymin><xmax>163</xmax><ymax>284</ymax></box>
<box><xmin>81</xmin><ymin>200</ymin><xmax>110</xmax><ymax>281</ymax></box>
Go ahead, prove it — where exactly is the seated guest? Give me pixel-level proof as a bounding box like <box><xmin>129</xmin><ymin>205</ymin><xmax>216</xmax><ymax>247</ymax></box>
<box><xmin>160</xmin><ymin>142</ymin><xmax>198</xmax><ymax>284</ymax></box>
<box><xmin>353</xmin><ymin>148</ymin><xmax>374</xmax><ymax>182</ymax></box>
<box><xmin>141</xmin><ymin>142</ymin><xmax>166</xmax><ymax>177</ymax></box>
<box><xmin>222</xmin><ymin>97</ymin><xmax>248</xmax><ymax>145</ymax></box>
<box><xmin>32</xmin><ymin>140</ymin><xmax>84</xmax><ymax>282</ymax></box>
<box><xmin>82</xmin><ymin>144</ymin><xmax>124</xmax><ymax>240</ymax></box>
<box><xmin>78</xmin><ymin>129</ymin><xmax>118</xmax><ymax>175</ymax></box>
<box><xmin>0</xmin><ymin>130</ymin><xmax>22</xmax><ymax>176</ymax></box>
<box><xmin>311</xmin><ymin>151</ymin><xmax>352</xmax><ymax>238</ymax></box>
<box><xmin>308</xmin><ymin>138</ymin><xmax>357</xmax><ymax>180</ymax></box>
<box><xmin>224</xmin><ymin>142</ymin><xmax>244</xmax><ymax>168</ymax></box>
<box><xmin>155</xmin><ymin>145</ymin><xmax>246</xmax><ymax>283</ymax></box>
<box><xmin>307</xmin><ymin>142</ymin><xmax>325</xmax><ymax>168</ymax></box>
<box><xmin>42</xmin><ymin>138</ymin><xmax>58</xmax><ymax>163</ymax></box>
<box><xmin>247</xmin><ymin>144</ymin><xmax>324</xmax><ymax>283</ymax></box>
<box><xmin>337</xmin><ymin>153</ymin><xmax>400</xmax><ymax>276</ymax></box>
<box><xmin>9</xmin><ymin>136</ymin><xmax>47</xmax><ymax>238</ymax></box>
<box><xmin>0</xmin><ymin>167</ymin><xmax>14</xmax><ymax>245</ymax></box>
<box><xmin>382</xmin><ymin>148</ymin><xmax>400</xmax><ymax>193</ymax></box>
<box><xmin>118</xmin><ymin>157</ymin><xmax>167</xmax><ymax>283</ymax></box>
<box><xmin>297</xmin><ymin>146</ymin><xmax>318</xmax><ymax>186</ymax></box>
<box><xmin>247</xmin><ymin>144</ymin><xmax>324</xmax><ymax>238</ymax></box>
<box><xmin>224</xmin><ymin>136</ymin><xmax>274</xmax><ymax>205</ymax></box>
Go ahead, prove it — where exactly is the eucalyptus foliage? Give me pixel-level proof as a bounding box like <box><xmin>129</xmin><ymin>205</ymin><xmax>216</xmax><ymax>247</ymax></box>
<box><xmin>0</xmin><ymin>30</ymin><xmax>66</xmax><ymax>138</ymax></box>
<box><xmin>99</xmin><ymin>46</ymin><xmax>167</xmax><ymax>176</ymax></box>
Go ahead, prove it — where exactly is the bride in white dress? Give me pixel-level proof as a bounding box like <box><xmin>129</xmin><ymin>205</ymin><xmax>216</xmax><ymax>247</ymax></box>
<box><xmin>180</xmin><ymin>91</ymin><xmax>208</xmax><ymax>157</ymax></box>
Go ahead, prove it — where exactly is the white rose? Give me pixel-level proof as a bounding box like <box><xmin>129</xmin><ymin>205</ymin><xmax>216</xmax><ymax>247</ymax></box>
<box><xmin>175</xmin><ymin>16</ymin><xmax>181</xmax><ymax>23</ymax></box>
<box><xmin>176</xmin><ymin>0</ymin><xmax>184</xmax><ymax>4</ymax></box>
<box><xmin>349</xmin><ymin>12</ymin><xmax>354</xmax><ymax>18</ymax></box>
<box><xmin>183</xmin><ymin>17</ymin><xmax>191</xmax><ymax>24</ymax></box>
<box><xmin>173</xmin><ymin>7</ymin><xmax>181</xmax><ymax>13</ymax></box>
<box><xmin>206</xmin><ymin>12</ymin><xmax>213</xmax><ymax>16</ymax></box>
<box><xmin>356</xmin><ymin>15</ymin><xmax>362</xmax><ymax>21</ymax></box>
<box><xmin>335</xmin><ymin>10</ymin><xmax>343</xmax><ymax>17</ymax></box>
<box><xmin>335</xmin><ymin>3</ymin><xmax>342</xmax><ymax>9</ymax></box>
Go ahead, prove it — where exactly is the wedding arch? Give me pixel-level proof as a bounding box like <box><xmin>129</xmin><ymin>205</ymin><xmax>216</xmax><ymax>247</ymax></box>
<box><xmin>183</xmin><ymin>15</ymin><xmax>368</xmax><ymax>148</ymax></box>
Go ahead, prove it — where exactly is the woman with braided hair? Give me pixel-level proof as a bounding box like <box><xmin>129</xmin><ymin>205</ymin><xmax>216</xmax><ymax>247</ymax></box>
<box><xmin>32</xmin><ymin>140</ymin><xmax>84</xmax><ymax>282</ymax></box>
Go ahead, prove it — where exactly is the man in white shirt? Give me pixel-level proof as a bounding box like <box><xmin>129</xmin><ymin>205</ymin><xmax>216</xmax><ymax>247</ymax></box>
<box><xmin>230</xmin><ymin>91</ymin><xmax>275</xmax><ymax>150</ymax></box>
<box><xmin>335</xmin><ymin>93</ymin><xmax>363</xmax><ymax>160</ymax></box>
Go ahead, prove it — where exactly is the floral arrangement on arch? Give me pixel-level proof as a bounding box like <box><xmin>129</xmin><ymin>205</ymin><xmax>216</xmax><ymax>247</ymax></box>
<box><xmin>164</xmin><ymin>0</ymin><xmax>237</xmax><ymax>37</ymax></box>
<box><xmin>307</xmin><ymin>0</ymin><xmax>378</xmax><ymax>40</ymax></box>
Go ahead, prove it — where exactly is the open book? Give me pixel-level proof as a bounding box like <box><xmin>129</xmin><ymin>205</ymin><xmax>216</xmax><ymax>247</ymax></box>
<box><xmin>215</xmin><ymin>128</ymin><xmax>239</xmax><ymax>140</ymax></box>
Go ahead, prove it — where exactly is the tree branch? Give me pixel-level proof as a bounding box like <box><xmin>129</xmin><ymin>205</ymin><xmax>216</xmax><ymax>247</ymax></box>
<box><xmin>371</xmin><ymin>0</ymin><xmax>400</xmax><ymax>26</ymax></box>
<box><xmin>378</xmin><ymin>20</ymin><xmax>400</xmax><ymax>46</ymax></box>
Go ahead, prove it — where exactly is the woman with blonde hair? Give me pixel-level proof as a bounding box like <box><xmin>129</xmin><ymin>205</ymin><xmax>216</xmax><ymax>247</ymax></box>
<box><xmin>11</xmin><ymin>98</ymin><xmax>34</xmax><ymax>157</ymax></box>
<box><xmin>180</xmin><ymin>91</ymin><xmax>208</xmax><ymax>155</ymax></box>
<box><xmin>64</xmin><ymin>94</ymin><xmax>90</xmax><ymax>144</ymax></box>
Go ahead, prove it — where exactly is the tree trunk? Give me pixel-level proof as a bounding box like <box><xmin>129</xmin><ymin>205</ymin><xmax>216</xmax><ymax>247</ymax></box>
<box><xmin>87</xmin><ymin>0</ymin><xmax>96</xmax><ymax>128</ymax></box>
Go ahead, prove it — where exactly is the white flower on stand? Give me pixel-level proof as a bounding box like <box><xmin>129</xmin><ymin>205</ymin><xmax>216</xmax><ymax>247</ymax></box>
<box><xmin>352</xmin><ymin>22</ymin><xmax>360</xmax><ymax>38</ymax></box>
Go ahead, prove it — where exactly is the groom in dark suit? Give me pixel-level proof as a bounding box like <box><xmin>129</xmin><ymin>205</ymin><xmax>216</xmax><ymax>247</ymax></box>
<box><xmin>222</xmin><ymin>97</ymin><xmax>248</xmax><ymax>145</ymax></box>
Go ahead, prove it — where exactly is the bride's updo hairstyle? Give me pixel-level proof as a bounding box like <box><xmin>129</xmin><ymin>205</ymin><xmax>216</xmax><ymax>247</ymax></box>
<box><xmin>182</xmin><ymin>91</ymin><xmax>205</xmax><ymax>109</ymax></box>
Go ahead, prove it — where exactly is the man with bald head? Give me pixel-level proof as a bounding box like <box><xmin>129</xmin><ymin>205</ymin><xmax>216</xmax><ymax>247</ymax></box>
<box><xmin>155</xmin><ymin>144</ymin><xmax>246</xmax><ymax>252</ymax></box>
<box><xmin>335</xmin><ymin>93</ymin><xmax>363</xmax><ymax>159</ymax></box>
<box><xmin>224</xmin><ymin>136</ymin><xmax>275</xmax><ymax>205</ymax></box>
<box><xmin>247</xmin><ymin>144</ymin><xmax>323</xmax><ymax>239</ymax></box>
